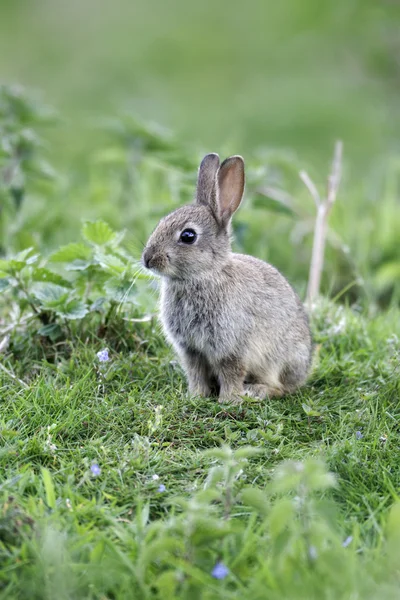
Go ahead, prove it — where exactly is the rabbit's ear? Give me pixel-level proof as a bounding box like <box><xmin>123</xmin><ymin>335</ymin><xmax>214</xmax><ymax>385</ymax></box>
<box><xmin>216</xmin><ymin>156</ymin><xmax>245</xmax><ymax>224</ymax></box>
<box><xmin>196</xmin><ymin>153</ymin><xmax>220</xmax><ymax>210</ymax></box>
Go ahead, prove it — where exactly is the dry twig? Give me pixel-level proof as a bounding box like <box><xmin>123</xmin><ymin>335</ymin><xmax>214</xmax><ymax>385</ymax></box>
<box><xmin>301</xmin><ymin>141</ymin><xmax>343</xmax><ymax>308</ymax></box>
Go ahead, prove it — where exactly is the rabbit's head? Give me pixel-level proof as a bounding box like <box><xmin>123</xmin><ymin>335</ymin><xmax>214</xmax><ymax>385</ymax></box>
<box><xmin>142</xmin><ymin>153</ymin><xmax>245</xmax><ymax>280</ymax></box>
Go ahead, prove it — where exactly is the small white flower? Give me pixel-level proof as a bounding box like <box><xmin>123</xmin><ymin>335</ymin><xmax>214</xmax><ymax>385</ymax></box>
<box><xmin>97</xmin><ymin>349</ymin><xmax>109</xmax><ymax>363</ymax></box>
<box><xmin>152</xmin><ymin>474</ymin><xmax>160</xmax><ymax>481</ymax></box>
<box><xmin>91</xmin><ymin>464</ymin><xmax>101</xmax><ymax>476</ymax></box>
<box><xmin>342</xmin><ymin>536</ymin><xmax>353</xmax><ymax>548</ymax></box>
<box><xmin>308</xmin><ymin>545</ymin><xmax>318</xmax><ymax>561</ymax></box>
<box><xmin>211</xmin><ymin>562</ymin><xmax>229</xmax><ymax>579</ymax></box>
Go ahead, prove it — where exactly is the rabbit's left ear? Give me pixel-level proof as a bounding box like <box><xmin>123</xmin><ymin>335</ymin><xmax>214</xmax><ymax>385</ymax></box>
<box><xmin>216</xmin><ymin>156</ymin><xmax>245</xmax><ymax>225</ymax></box>
<box><xmin>196</xmin><ymin>153</ymin><xmax>220</xmax><ymax>211</ymax></box>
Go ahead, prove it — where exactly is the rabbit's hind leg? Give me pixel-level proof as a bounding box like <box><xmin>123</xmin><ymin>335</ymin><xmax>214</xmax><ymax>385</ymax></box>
<box><xmin>243</xmin><ymin>368</ymin><xmax>285</xmax><ymax>399</ymax></box>
<box><xmin>279</xmin><ymin>360</ymin><xmax>309</xmax><ymax>394</ymax></box>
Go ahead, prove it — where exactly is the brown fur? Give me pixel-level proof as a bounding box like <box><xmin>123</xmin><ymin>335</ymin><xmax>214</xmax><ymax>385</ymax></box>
<box><xmin>142</xmin><ymin>153</ymin><xmax>312</xmax><ymax>404</ymax></box>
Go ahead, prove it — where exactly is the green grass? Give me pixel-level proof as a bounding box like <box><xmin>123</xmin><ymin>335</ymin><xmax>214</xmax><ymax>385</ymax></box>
<box><xmin>1</xmin><ymin>300</ymin><xmax>400</xmax><ymax>598</ymax></box>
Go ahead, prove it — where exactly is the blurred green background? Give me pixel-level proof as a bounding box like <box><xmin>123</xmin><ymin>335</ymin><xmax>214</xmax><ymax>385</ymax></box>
<box><xmin>1</xmin><ymin>0</ymin><xmax>400</xmax><ymax>304</ymax></box>
<box><xmin>1</xmin><ymin>0</ymin><xmax>400</xmax><ymax>163</ymax></box>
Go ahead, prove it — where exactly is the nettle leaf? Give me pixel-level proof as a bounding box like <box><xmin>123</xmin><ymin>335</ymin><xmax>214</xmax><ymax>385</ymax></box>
<box><xmin>234</xmin><ymin>446</ymin><xmax>263</xmax><ymax>460</ymax></box>
<box><xmin>0</xmin><ymin>261</ymin><xmax>10</xmax><ymax>277</ymax></box>
<box><xmin>14</xmin><ymin>247</ymin><xmax>38</xmax><ymax>264</ymax></box>
<box><xmin>94</xmin><ymin>251</ymin><xmax>127</xmax><ymax>275</ymax></box>
<box><xmin>30</xmin><ymin>282</ymin><xmax>69</xmax><ymax>308</ymax></box>
<box><xmin>0</xmin><ymin>248</ymin><xmax>39</xmax><ymax>276</ymax></box>
<box><xmin>269</xmin><ymin>498</ymin><xmax>294</xmax><ymax>539</ymax></box>
<box><xmin>31</xmin><ymin>268</ymin><xmax>72</xmax><ymax>288</ymax></box>
<box><xmin>38</xmin><ymin>323</ymin><xmax>63</xmax><ymax>341</ymax></box>
<box><xmin>0</xmin><ymin>278</ymin><xmax>10</xmax><ymax>292</ymax></box>
<box><xmin>90</xmin><ymin>297</ymin><xmax>107</xmax><ymax>312</ymax></box>
<box><xmin>302</xmin><ymin>403</ymin><xmax>322</xmax><ymax>417</ymax></box>
<box><xmin>57</xmin><ymin>299</ymin><xmax>88</xmax><ymax>320</ymax></box>
<box><xmin>82</xmin><ymin>221</ymin><xmax>117</xmax><ymax>246</ymax></box>
<box><xmin>0</xmin><ymin>259</ymin><xmax>25</xmax><ymax>276</ymax></box>
<box><xmin>66</xmin><ymin>259</ymin><xmax>92</xmax><ymax>271</ymax></box>
<box><xmin>49</xmin><ymin>243</ymin><xmax>92</xmax><ymax>266</ymax></box>
<box><xmin>104</xmin><ymin>277</ymin><xmax>137</xmax><ymax>303</ymax></box>
<box><xmin>241</xmin><ymin>487</ymin><xmax>269</xmax><ymax>516</ymax></box>
<box><xmin>6</xmin><ymin>260</ymin><xmax>30</xmax><ymax>275</ymax></box>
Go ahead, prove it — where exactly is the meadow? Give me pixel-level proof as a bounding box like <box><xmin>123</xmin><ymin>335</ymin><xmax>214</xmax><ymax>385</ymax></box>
<box><xmin>1</xmin><ymin>1</ymin><xmax>400</xmax><ymax>597</ymax></box>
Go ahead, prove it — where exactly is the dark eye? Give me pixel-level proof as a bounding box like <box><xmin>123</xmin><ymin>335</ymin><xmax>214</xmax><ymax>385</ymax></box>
<box><xmin>179</xmin><ymin>228</ymin><xmax>197</xmax><ymax>244</ymax></box>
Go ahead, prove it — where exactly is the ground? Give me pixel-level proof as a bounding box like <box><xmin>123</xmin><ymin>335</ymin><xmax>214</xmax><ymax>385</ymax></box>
<box><xmin>1</xmin><ymin>300</ymin><xmax>400</xmax><ymax>598</ymax></box>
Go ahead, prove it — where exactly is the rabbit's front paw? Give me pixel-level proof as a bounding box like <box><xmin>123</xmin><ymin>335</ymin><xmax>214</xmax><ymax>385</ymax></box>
<box><xmin>188</xmin><ymin>382</ymin><xmax>212</xmax><ymax>398</ymax></box>
<box><xmin>243</xmin><ymin>383</ymin><xmax>268</xmax><ymax>400</ymax></box>
<box><xmin>218</xmin><ymin>393</ymin><xmax>243</xmax><ymax>406</ymax></box>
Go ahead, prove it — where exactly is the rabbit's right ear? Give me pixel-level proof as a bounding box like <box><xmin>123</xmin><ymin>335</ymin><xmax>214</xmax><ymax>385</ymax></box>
<box><xmin>196</xmin><ymin>153</ymin><xmax>220</xmax><ymax>212</ymax></box>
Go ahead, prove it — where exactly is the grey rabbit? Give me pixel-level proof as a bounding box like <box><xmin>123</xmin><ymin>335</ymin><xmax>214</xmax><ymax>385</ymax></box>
<box><xmin>142</xmin><ymin>153</ymin><xmax>312</xmax><ymax>404</ymax></box>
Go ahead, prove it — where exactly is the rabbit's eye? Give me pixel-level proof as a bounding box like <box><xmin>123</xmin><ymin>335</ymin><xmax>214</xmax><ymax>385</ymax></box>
<box><xmin>179</xmin><ymin>228</ymin><xmax>197</xmax><ymax>244</ymax></box>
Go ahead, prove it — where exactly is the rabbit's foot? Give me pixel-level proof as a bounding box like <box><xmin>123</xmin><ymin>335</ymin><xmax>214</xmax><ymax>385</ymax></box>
<box><xmin>218</xmin><ymin>393</ymin><xmax>243</xmax><ymax>406</ymax></box>
<box><xmin>243</xmin><ymin>383</ymin><xmax>268</xmax><ymax>400</ymax></box>
<box><xmin>188</xmin><ymin>382</ymin><xmax>212</xmax><ymax>398</ymax></box>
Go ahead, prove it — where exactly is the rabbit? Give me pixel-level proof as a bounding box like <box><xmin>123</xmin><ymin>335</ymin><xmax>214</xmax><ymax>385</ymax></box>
<box><xmin>142</xmin><ymin>153</ymin><xmax>312</xmax><ymax>404</ymax></box>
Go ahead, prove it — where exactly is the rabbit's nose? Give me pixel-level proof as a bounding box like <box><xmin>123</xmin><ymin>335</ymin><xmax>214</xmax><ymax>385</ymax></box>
<box><xmin>142</xmin><ymin>248</ymin><xmax>153</xmax><ymax>269</ymax></box>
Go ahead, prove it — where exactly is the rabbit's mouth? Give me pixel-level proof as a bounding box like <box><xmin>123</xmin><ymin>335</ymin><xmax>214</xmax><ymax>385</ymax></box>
<box><xmin>142</xmin><ymin>248</ymin><xmax>170</xmax><ymax>275</ymax></box>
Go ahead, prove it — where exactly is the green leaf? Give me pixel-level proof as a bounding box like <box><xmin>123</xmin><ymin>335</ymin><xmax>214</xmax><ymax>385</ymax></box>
<box><xmin>0</xmin><ymin>260</ymin><xmax>10</xmax><ymax>276</ymax></box>
<box><xmin>386</xmin><ymin>502</ymin><xmax>400</xmax><ymax>542</ymax></box>
<box><xmin>302</xmin><ymin>403</ymin><xmax>322</xmax><ymax>417</ymax></box>
<box><xmin>82</xmin><ymin>220</ymin><xmax>117</xmax><ymax>246</ymax></box>
<box><xmin>41</xmin><ymin>467</ymin><xmax>56</xmax><ymax>509</ymax></box>
<box><xmin>38</xmin><ymin>323</ymin><xmax>63</xmax><ymax>341</ymax></box>
<box><xmin>0</xmin><ymin>278</ymin><xmax>10</xmax><ymax>292</ymax></box>
<box><xmin>304</xmin><ymin>460</ymin><xmax>336</xmax><ymax>491</ymax></box>
<box><xmin>241</xmin><ymin>487</ymin><xmax>269</xmax><ymax>516</ymax></box>
<box><xmin>66</xmin><ymin>260</ymin><xmax>92</xmax><ymax>271</ymax></box>
<box><xmin>14</xmin><ymin>247</ymin><xmax>38</xmax><ymax>263</ymax></box>
<box><xmin>203</xmin><ymin>446</ymin><xmax>232</xmax><ymax>461</ymax></box>
<box><xmin>57</xmin><ymin>299</ymin><xmax>88</xmax><ymax>320</ymax></box>
<box><xmin>8</xmin><ymin>260</ymin><xmax>30</xmax><ymax>274</ymax></box>
<box><xmin>234</xmin><ymin>446</ymin><xmax>263</xmax><ymax>460</ymax></box>
<box><xmin>90</xmin><ymin>539</ymin><xmax>106</xmax><ymax>563</ymax></box>
<box><xmin>30</xmin><ymin>282</ymin><xmax>69</xmax><ymax>308</ymax></box>
<box><xmin>269</xmin><ymin>498</ymin><xmax>294</xmax><ymax>539</ymax></box>
<box><xmin>154</xmin><ymin>570</ymin><xmax>179</xmax><ymax>599</ymax></box>
<box><xmin>31</xmin><ymin>268</ymin><xmax>72</xmax><ymax>288</ymax></box>
<box><xmin>95</xmin><ymin>251</ymin><xmax>127</xmax><ymax>275</ymax></box>
<box><xmin>139</xmin><ymin>538</ymin><xmax>184</xmax><ymax>570</ymax></box>
<box><xmin>104</xmin><ymin>277</ymin><xmax>137</xmax><ymax>303</ymax></box>
<box><xmin>49</xmin><ymin>243</ymin><xmax>92</xmax><ymax>263</ymax></box>
<box><xmin>273</xmin><ymin>461</ymin><xmax>304</xmax><ymax>494</ymax></box>
<box><xmin>0</xmin><ymin>258</ymin><xmax>32</xmax><ymax>275</ymax></box>
<box><xmin>90</xmin><ymin>297</ymin><xmax>107</xmax><ymax>312</ymax></box>
<box><xmin>374</xmin><ymin>261</ymin><xmax>400</xmax><ymax>291</ymax></box>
